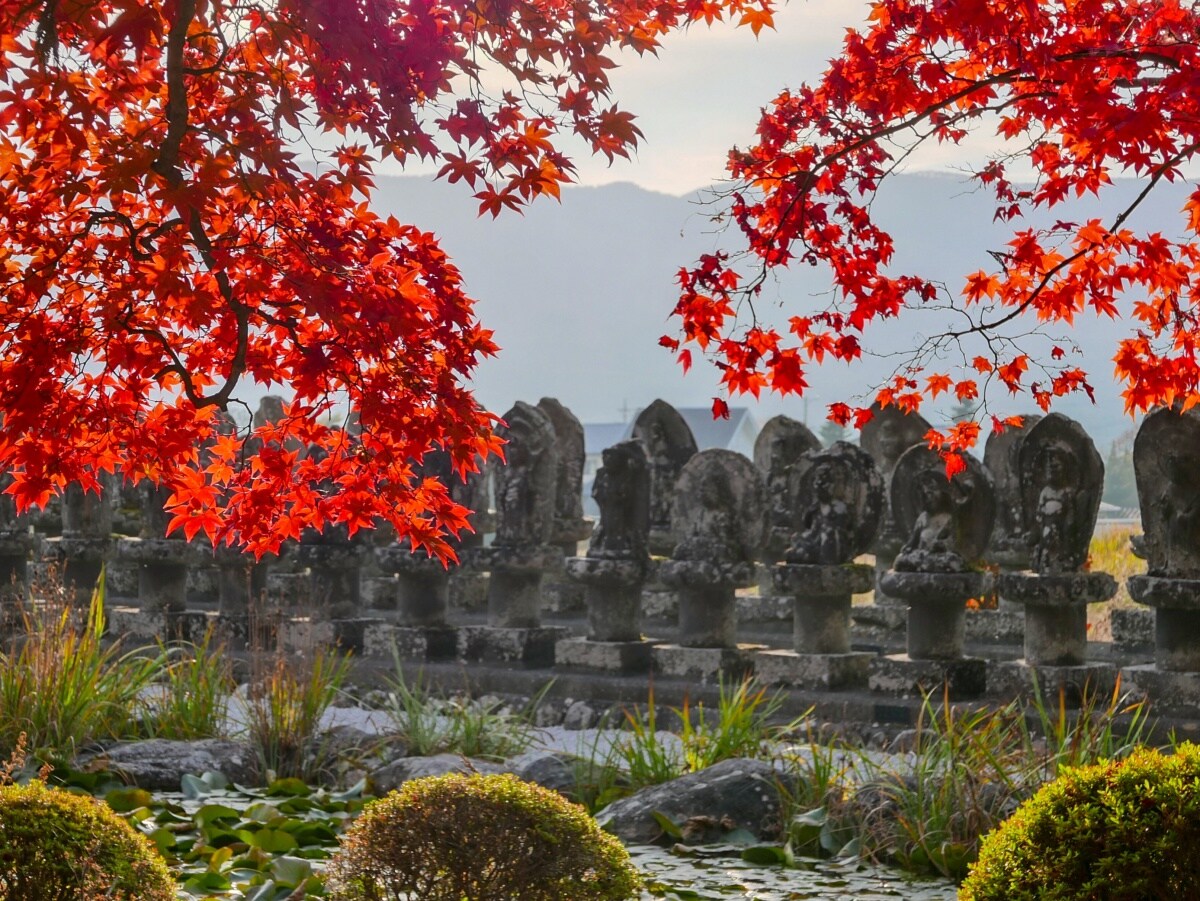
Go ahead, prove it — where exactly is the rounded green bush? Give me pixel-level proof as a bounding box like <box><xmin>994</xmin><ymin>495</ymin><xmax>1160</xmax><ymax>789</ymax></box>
<box><xmin>327</xmin><ymin>772</ymin><xmax>642</xmax><ymax>901</ymax></box>
<box><xmin>961</xmin><ymin>743</ymin><xmax>1200</xmax><ymax>900</ymax></box>
<box><xmin>0</xmin><ymin>780</ymin><xmax>175</xmax><ymax>900</ymax></box>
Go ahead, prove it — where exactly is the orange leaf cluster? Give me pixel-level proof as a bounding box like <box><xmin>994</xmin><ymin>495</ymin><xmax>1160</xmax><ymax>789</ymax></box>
<box><xmin>0</xmin><ymin>0</ymin><xmax>775</xmax><ymax>555</ymax></box>
<box><xmin>667</xmin><ymin>0</ymin><xmax>1200</xmax><ymax>454</ymax></box>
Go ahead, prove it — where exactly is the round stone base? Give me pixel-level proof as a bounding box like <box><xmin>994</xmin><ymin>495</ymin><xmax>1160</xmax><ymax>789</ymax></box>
<box><xmin>999</xmin><ymin>571</ymin><xmax>1117</xmax><ymax>607</ymax></box>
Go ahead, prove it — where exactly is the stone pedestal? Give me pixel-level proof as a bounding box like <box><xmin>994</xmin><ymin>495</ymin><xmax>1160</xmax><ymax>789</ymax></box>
<box><xmin>870</xmin><ymin>570</ymin><xmax>988</xmax><ymax>698</ymax></box>
<box><xmin>658</xmin><ymin>560</ymin><xmax>756</xmax><ymax>648</ymax></box>
<box><xmin>296</xmin><ymin>543</ymin><xmax>362</xmax><ymax>619</ymax></box>
<box><xmin>999</xmin><ymin>570</ymin><xmax>1115</xmax><ymax>666</ymax></box>
<box><xmin>457</xmin><ymin>624</ymin><xmax>569</xmax><ymax>668</ymax></box>
<box><xmin>376</xmin><ymin>548</ymin><xmax>451</xmax><ymax>627</ymax></box>
<box><xmin>868</xmin><ymin>653</ymin><xmax>987</xmax><ymax>699</ymax></box>
<box><xmin>755</xmin><ymin>649</ymin><xmax>871</xmax><ymax>690</ymax></box>
<box><xmin>989</xmin><ymin>660</ymin><xmax>1117</xmax><ymax>706</ymax></box>
<box><xmin>116</xmin><ymin>538</ymin><xmax>195</xmax><ymax>614</ymax></box>
<box><xmin>214</xmin><ymin>546</ymin><xmax>268</xmax><ymax>617</ymax></box>
<box><xmin>0</xmin><ymin>532</ymin><xmax>32</xmax><ymax>606</ymax></box>
<box><xmin>476</xmin><ymin>544</ymin><xmax>556</xmax><ymax>629</ymax></box>
<box><xmin>757</xmin><ymin>562</ymin><xmax>874</xmax><ymax>689</ymax></box>
<box><xmin>107</xmin><ymin>605</ymin><xmax>211</xmax><ymax>644</ymax></box>
<box><xmin>277</xmin><ymin>615</ymin><xmax>378</xmax><ymax>654</ymax></box>
<box><xmin>363</xmin><ymin>621</ymin><xmax>458</xmax><ymax>661</ymax></box>
<box><xmin>1129</xmin><ymin>576</ymin><xmax>1200</xmax><ymax>671</ymax></box>
<box><xmin>51</xmin><ymin>536</ymin><xmax>111</xmax><ymax>605</ymax></box>
<box><xmin>555</xmin><ymin>636</ymin><xmax>655</xmax><ymax>673</ymax></box>
<box><xmin>1120</xmin><ymin>664</ymin><xmax>1200</xmax><ymax>714</ymax></box>
<box><xmin>651</xmin><ymin>643</ymin><xmax>764</xmax><ymax>683</ymax></box>
<box><xmin>553</xmin><ymin>556</ymin><xmax>655</xmax><ymax>673</ymax></box>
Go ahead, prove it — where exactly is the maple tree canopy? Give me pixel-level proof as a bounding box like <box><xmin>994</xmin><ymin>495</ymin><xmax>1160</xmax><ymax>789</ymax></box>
<box><xmin>0</xmin><ymin>0</ymin><xmax>772</xmax><ymax>557</ymax></box>
<box><xmin>668</xmin><ymin>0</ymin><xmax>1200</xmax><ymax>467</ymax></box>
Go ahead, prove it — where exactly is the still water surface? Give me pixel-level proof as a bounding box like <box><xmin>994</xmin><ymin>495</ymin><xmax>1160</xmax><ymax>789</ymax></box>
<box><xmin>629</xmin><ymin>845</ymin><xmax>958</xmax><ymax>901</ymax></box>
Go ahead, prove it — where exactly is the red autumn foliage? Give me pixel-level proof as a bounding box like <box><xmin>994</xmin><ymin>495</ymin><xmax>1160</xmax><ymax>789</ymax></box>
<box><xmin>670</xmin><ymin>0</ymin><xmax>1200</xmax><ymax>446</ymax></box>
<box><xmin>0</xmin><ymin>0</ymin><xmax>772</xmax><ymax>557</ymax></box>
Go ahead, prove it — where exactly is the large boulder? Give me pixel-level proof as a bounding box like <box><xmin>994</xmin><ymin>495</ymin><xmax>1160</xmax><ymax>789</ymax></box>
<box><xmin>595</xmin><ymin>758</ymin><xmax>790</xmax><ymax>844</ymax></box>
<box><xmin>75</xmin><ymin>739</ymin><xmax>258</xmax><ymax>790</ymax></box>
<box><xmin>502</xmin><ymin>751</ymin><xmax>579</xmax><ymax>797</ymax></box>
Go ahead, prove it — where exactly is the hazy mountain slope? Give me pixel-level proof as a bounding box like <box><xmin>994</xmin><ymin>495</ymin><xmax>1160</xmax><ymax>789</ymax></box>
<box><xmin>369</xmin><ymin>172</ymin><xmax>1192</xmax><ymax>450</ymax></box>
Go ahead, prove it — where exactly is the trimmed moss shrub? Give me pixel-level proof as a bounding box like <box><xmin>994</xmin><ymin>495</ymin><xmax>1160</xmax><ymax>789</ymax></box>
<box><xmin>327</xmin><ymin>772</ymin><xmax>642</xmax><ymax>901</ymax></box>
<box><xmin>0</xmin><ymin>780</ymin><xmax>175</xmax><ymax>899</ymax></box>
<box><xmin>961</xmin><ymin>742</ymin><xmax>1200</xmax><ymax>900</ymax></box>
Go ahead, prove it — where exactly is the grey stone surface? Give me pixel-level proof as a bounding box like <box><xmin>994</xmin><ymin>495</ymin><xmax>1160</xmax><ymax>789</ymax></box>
<box><xmin>652</xmin><ymin>644</ymin><xmax>761</xmax><ymax>683</ymax></box>
<box><xmin>504</xmin><ymin>750</ymin><xmax>579</xmax><ymax>796</ymax></box>
<box><xmin>1000</xmin><ymin>571</ymin><xmax>1115</xmax><ymax>665</ymax></box>
<box><xmin>76</xmin><ymin>739</ymin><xmax>258</xmax><ymax>791</ymax></box>
<box><xmin>362</xmin><ymin>623</ymin><xmax>458</xmax><ymax>660</ymax></box>
<box><xmin>988</xmin><ymin>660</ymin><xmax>1117</xmax><ymax>706</ymax></box>
<box><xmin>753</xmin><ymin>415</ymin><xmax>821</xmax><ymax>562</ymax></box>
<box><xmin>632</xmin><ymin>399</ymin><xmax>698</xmax><ymax>556</ymax></box>
<box><xmin>754</xmin><ymin>648</ymin><xmax>872</xmax><ymax>690</ymax></box>
<box><xmin>868</xmin><ymin>653</ymin><xmax>987</xmax><ymax>700</ymax></box>
<box><xmin>1121</xmin><ymin>663</ymin><xmax>1200</xmax><ymax>714</ymax></box>
<box><xmin>588</xmin><ymin>440</ymin><xmax>651</xmax><ymax>563</ymax></box>
<box><xmin>370</xmin><ymin>753</ymin><xmax>506</xmax><ymax>794</ymax></box>
<box><xmin>456</xmin><ymin>625</ymin><xmax>570</xmax><ymax>668</ymax></box>
<box><xmin>555</xmin><ymin>636</ymin><xmax>655</xmax><ymax>673</ymax></box>
<box><xmin>595</xmin><ymin>758</ymin><xmax>790</xmax><ymax>844</ymax></box>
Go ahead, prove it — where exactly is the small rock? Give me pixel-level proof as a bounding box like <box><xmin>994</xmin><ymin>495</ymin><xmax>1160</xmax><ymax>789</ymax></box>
<box><xmin>505</xmin><ymin>751</ymin><xmax>579</xmax><ymax>796</ymax></box>
<box><xmin>534</xmin><ymin>698</ymin><xmax>568</xmax><ymax>728</ymax></box>
<box><xmin>563</xmin><ymin>700</ymin><xmax>599</xmax><ymax>730</ymax></box>
<box><xmin>369</xmin><ymin>753</ymin><xmax>505</xmax><ymax>795</ymax></box>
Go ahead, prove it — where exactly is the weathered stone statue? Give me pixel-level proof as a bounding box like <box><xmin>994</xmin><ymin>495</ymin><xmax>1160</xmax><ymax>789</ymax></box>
<box><xmin>992</xmin><ymin>413</ymin><xmax>1115</xmax><ymax>697</ymax></box>
<box><xmin>860</xmin><ymin>403</ymin><xmax>932</xmax><ymax>601</ymax></box>
<box><xmin>631</xmin><ymin>399</ymin><xmax>698</xmax><ymax>556</ymax></box>
<box><xmin>56</xmin><ymin>471</ymin><xmax>117</xmax><ymax>604</ymax></box>
<box><xmin>472</xmin><ymin>402</ymin><xmax>560</xmax><ymax>637</ymax></box>
<box><xmin>558</xmin><ymin>440</ymin><xmax>654</xmax><ymax>671</ymax></box>
<box><xmin>538</xmin><ymin>398</ymin><xmax>591</xmax><ymax>552</ymax></box>
<box><xmin>891</xmin><ymin>450</ymin><xmax>993</xmax><ymax>574</ymax></box>
<box><xmin>753</xmin><ymin>415</ymin><xmax>820</xmax><ymax>562</ymax></box>
<box><xmin>758</xmin><ymin>442</ymin><xmax>882</xmax><ymax>689</ymax></box>
<box><xmin>658</xmin><ymin>449</ymin><xmax>764</xmax><ymax>651</ymax></box>
<box><xmin>1125</xmin><ymin>406</ymin><xmax>1200</xmax><ymax>703</ymax></box>
<box><xmin>871</xmin><ymin>445</ymin><xmax>994</xmax><ymax>698</ymax></box>
<box><xmin>588</xmin><ymin>441</ymin><xmax>651</xmax><ymax>562</ymax></box>
<box><xmin>296</xmin><ymin>442</ymin><xmax>363</xmax><ymax>621</ymax></box>
<box><xmin>983</xmin><ymin>414</ymin><xmax>1043</xmax><ymax>568</ymax></box>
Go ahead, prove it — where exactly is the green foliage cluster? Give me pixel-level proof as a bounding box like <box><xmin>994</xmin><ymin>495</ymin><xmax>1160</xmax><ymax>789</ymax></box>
<box><xmin>961</xmin><ymin>743</ymin><xmax>1200</xmax><ymax>900</ymax></box>
<box><xmin>0</xmin><ymin>779</ymin><xmax>175</xmax><ymax>899</ymax></box>
<box><xmin>326</xmin><ymin>772</ymin><xmax>643</xmax><ymax>901</ymax></box>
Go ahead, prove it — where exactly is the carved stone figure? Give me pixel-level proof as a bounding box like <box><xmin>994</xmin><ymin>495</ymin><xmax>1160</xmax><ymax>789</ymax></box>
<box><xmin>891</xmin><ymin>445</ymin><xmax>995</xmax><ymax>574</ymax></box>
<box><xmin>538</xmin><ymin>398</ymin><xmax>591</xmax><ymax>549</ymax></box>
<box><xmin>1133</xmin><ymin>406</ymin><xmax>1200</xmax><ymax>578</ymax></box>
<box><xmin>753</xmin><ymin>415</ymin><xmax>821</xmax><ymax>561</ymax></box>
<box><xmin>493</xmin><ymin>402</ymin><xmax>559</xmax><ymax>549</ymax></box>
<box><xmin>785</xmin><ymin>442</ymin><xmax>884</xmax><ymax>566</ymax></box>
<box><xmin>671</xmin><ymin>450</ymin><xmax>763</xmax><ymax>565</ymax></box>
<box><xmin>588</xmin><ymin>440</ymin><xmax>650</xmax><ymax>562</ymax></box>
<box><xmin>983</xmin><ymin>414</ymin><xmax>1042</xmax><ymax>565</ymax></box>
<box><xmin>631</xmin><ymin>400</ymin><xmax>698</xmax><ymax>555</ymax></box>
<box><xmin>861</xmin><ymin>403</ymin><xmax>932</xmax><ymax>487</ymax></box>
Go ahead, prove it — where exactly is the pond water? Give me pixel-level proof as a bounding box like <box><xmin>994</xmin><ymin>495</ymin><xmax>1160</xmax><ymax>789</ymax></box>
<box><xmin>629</xmin><ymin>845</ymin><xmax>958</xmax><ymax>901</ymax></box>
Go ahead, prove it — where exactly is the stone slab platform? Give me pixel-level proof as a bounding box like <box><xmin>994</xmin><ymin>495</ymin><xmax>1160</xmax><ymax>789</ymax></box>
<box><xmin>869</xmin><ymin>653</ymin><xmax>986</xmax><ymax>700</ymax></box>
<box><xmin>754</xmin><ymin>649</ymin><xmax>872</xmax><ymax>691</ymax></box>
<box><xmin>555</xmin><ymin>637</ymin><xmax>657</xmax><ymax>673</ymax></box>
<box><xmin>652</xmin><ymin>644</ymin><xmax>766</xmax><ymax>683</ymax></box>
<box><xmin>363</xmin><ymin>623</ymin><xmax>458</xmax><ymax>661</ymax></box>
<box><xmin>988</xmin><ymin>660</ymin><xmax>1117</xmax><ymax>707</ymax></box>
<box><xmin>457</xmin><ymin>625</ymin><xmax>570</xmax><ymax>668</ymax></box>
<box><xmin>1121</xmin><ymin>664</ymin><xmax>1200</xmax><ymax>715</ymax></box>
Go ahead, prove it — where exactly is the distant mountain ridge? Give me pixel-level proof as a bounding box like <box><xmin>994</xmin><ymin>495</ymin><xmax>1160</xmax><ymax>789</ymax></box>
<box><xmin>368</xmin><ymin>172</ymin><xmax>1192</xmax><ymax>451</ymax></box>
